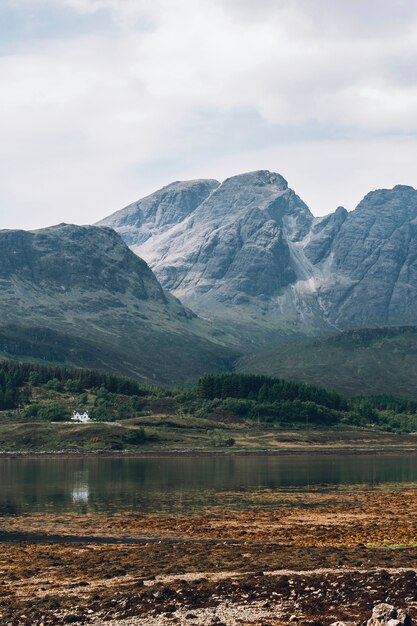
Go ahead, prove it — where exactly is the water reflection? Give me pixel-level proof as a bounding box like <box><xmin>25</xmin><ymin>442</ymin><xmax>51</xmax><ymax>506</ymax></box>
<box><xmin>0</xmin><ymin>453</ymin><xmax>416</xmax><ymax>515</ymax></box>
<box><xmin>71</xmin><ymin>470</ymin><xmax>89</xmax><ymax>505</ymax></box>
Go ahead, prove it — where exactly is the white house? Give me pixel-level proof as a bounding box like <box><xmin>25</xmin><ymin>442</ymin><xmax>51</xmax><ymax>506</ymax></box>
<box><xmin>72</xmin><ymin>411</ymin><xmax>91</xmax><ymax>423</ymax></box>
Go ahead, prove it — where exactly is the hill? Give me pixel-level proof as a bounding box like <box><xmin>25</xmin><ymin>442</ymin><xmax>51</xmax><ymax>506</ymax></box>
<box><xmin>2</xmin><ymin>362</ymin><xmax>417</xmax><ymax>452</ymax></box>
<box><xmin>0</xmin><ymin>224</ymin><xmax>236</xmax><ymax>384</ymax></box>
<box><xmin>236</xmin><ymin>326</ymin><xmax>417</xmax><ymax>399</ymax></box>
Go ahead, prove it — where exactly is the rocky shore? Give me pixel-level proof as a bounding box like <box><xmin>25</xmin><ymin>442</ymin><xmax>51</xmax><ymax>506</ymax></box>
<box><xmin>1</xmin><ymin>489</ymin><xmax>417</xmax><ymax>625</ymax></box>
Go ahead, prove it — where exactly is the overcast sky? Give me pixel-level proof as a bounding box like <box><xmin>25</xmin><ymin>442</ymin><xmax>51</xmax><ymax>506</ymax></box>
<box><xmin>1</xmin><ymin>0</ymin><xmax>417</xmax><ymax>229</ymax></box>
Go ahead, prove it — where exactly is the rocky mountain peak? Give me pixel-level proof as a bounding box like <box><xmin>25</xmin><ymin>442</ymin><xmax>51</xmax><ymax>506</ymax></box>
<box><xmin>97</xmin><ymin>178</ymin><xmax>220</xmax><ymax>248</ymax></box>
<box><xmin>165</xmin><ymin>170</ymin><xmax>306</xmax><ymax>235</ymax></box>
<box><xmin>392</xmin><ymin>184</ymin><xmax>416</xmax><ymax>192</ymax></box>
<box><xmin>355</xmin><ymin>185</ymin><xmax>417</xmax><ymax>217</ymax></box>
<box><xmin>101</xmin><ymin>171</ymin><xmax>314</xmax><ymax>317</ymax></box>
<box><xmin>98</xmin><ymin>171</ymin><xmax>417</xmax><ymax>345</ymax></box>
<box><xmin>221</xmin><ymin>170</ymin><xmax>288</xmax><ymax>190</ymax></box>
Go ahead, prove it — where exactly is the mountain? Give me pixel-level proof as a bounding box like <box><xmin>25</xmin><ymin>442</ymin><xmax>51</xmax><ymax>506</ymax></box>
<box><xmin>99</xmin><ymin>172</ymin><xmax>417</xmax><ymax>346</ymax></box>
<box><xmin>236</xmin><ymin>326</ymin><xmax>417</xmax><ymax>399</ymax></box>
<box><xmin>0</xmin><ymin>224</ymin><xmax>236</xmax><ymax>384</ymax></box>
<box><xmin>99</xmin><ymin>171</ymin><xmax>325</xmax><ymax>345</ymax></box>
<box><xmin>99</xmin><ymin>179</ymin><xmax>220</xmax><ymax>249</ymax></box>
<box><xmin>305</xmin><ymin>185</ymin><xmax>417</xmax><ymax>328</ymax></box>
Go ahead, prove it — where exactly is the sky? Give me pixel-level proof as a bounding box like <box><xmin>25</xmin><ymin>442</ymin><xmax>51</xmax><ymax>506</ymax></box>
<box><xmin>1</xmin><ymin>0</ymin><xmax>417</xmax><ymax>230</ymax></box>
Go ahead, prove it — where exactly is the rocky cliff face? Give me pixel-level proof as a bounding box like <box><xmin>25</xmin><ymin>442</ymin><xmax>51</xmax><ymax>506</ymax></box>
<box><xmin>0</xmin><ymin>224</ymin><xmax>235</xmax><ymax>383</ymax></box>
<box><xmin>139</xmin><ymin>171</ymin><xmax>313</xmax><ymax>299</ymax></box>
<box><xmin>100</xmin><ymin>172</ymin><xmax>417</xmax><ymax>344</ymax></box>
<box><xmin>310</xmin><ymin>185</ymin><xmax>417</xmax><ymax>328</ymax></box>
<box><xmin>98</xmin><ymin>179</ymin><xmax>219</xmax><ymax>248</ymax></box>
<box><xmin>0</xmin><ymin>224</ymin><xmax>169</xmax><ymax>314</ymax></box>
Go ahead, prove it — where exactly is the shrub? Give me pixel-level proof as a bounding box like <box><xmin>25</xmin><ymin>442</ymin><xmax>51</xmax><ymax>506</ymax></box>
<box><xmin>45</xmin><ymin>378</ymin><xmax>64</xmax><ymax>392</ymax></box>
<box><xmin>24</xmin><ymin>402</ymin><xmax>69</xmax><ymax>421</ymax></box>
<box><xmin>124</xmin><ymin>427</ymin><xmax>149</xmax><ymax>445</ymax></box>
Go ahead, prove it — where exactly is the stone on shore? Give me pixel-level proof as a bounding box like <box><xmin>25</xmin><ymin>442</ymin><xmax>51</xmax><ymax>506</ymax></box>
<box><xmin>368</xmin><ymin>603</ymin><xmax>411</xmax><ymax>626</ymax></box>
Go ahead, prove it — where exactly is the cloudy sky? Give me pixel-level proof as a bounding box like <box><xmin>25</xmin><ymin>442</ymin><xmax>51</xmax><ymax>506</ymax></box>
<box><xmin>1</xmin><ymin>0</ymin><xmax>417</xmax><ymax>229</ymax></box>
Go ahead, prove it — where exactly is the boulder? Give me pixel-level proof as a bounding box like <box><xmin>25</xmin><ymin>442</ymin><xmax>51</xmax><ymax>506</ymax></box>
<box><xmin>331</xmin><ymin>603</ymin><xmax>411</xmax><ymax>626</ymax></box>
<box><xmin>367</xmin><ymin>604</ymin><xmax>411</xmax><ymax>626</ymax></box>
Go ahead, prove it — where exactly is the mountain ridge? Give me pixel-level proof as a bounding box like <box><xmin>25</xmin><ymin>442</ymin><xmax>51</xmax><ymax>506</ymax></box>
<box><xmin>98</xmin><ymin>179</ymin><xmax>220</xmax><ymax>248</ymax></box>
<box><xmin>99</xmin><ymin>170</ymin><xmax>417</xmax><ymax>345</ymax></box>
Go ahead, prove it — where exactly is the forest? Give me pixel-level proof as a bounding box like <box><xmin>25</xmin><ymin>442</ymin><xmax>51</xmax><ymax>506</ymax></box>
<box><xmin>1</xmin><ymin>360</ymin><xmax>417</xmax><ymax>433</ymax></box>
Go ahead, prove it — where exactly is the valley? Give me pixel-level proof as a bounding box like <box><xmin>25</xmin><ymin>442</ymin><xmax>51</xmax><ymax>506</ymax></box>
<box><xmin>3</xmin><ymin>171</ymin><xmax>417</xmax><ymax>626</ymax></box>
<box><xmin>1</xmin><ymin>362</ymin><xmax>417</xmax><ymax>454</ymax></box>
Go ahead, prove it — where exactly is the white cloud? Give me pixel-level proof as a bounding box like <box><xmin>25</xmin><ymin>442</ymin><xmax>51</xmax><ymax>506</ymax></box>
<box><xmin>1</xmin><ymin>0</ymin><xmax>417</xmax><ymax>229</ymax></box>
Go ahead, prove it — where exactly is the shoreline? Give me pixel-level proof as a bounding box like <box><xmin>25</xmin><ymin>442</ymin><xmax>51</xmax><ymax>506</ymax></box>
<box><xmin>1</xmin><ymin>446</ymin><xmax>417</xmax><ymax>459</ymax></box>
<box><xmin>3</xmin><ymin>488</ymin><xmax>417</xmax><ymax>625</ymax></box>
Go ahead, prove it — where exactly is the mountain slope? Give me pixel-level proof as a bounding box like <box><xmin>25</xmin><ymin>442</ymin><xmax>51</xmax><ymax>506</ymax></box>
<box><xmin>306</xmin><ymin>185</ymin><xmax>417</xmax><ymax>328</ymax></box>
<box><xmin>100</xmin><ymin>171</ymin><xmax>417</xmax><ymax>345</ymax></box>
<box><xmin>98</xmin><ymin>179</ymin><xmax>220</xmax><ymax>248</ymax></box>
<box><xmin>99</xmin><ymin>171</ymin><xmax>329</xmax><ymax>345</ymax></box>
<box><xmin>0</xmin><ymin>224</ymin><xmax>236</xmax><ymax>384</ymax></box>
<box><xmin>236</xmin><ymin>326</ymin><xmax>417</xmax><ymax>399</ymax></box>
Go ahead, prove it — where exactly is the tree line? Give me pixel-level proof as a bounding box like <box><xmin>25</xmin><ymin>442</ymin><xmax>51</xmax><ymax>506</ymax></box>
<box><xmin>2</xmin><ymin>360</ymin><xmax>417</xmax><ymax>433</ymax></box>
<box><xmin>197</xmin><ymin>373</ymin><xmax>348</xmax><ymax>411</ymax></box>
<box><xmin>0</xmin><ymin>359</ymin><xmax>148</xmax><ymax>409</ymax></box>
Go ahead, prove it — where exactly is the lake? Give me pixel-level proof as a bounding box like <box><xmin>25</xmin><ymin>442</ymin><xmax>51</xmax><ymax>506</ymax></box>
<box><xmin>1</xmin><ymin>453</ymin><xmax>417</xmax><ymax>515</ymax></box>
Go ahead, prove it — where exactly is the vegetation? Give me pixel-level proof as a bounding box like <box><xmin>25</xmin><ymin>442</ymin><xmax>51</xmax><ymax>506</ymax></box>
<box><xmin>198</xmin><ymin>373</ymin><xmax>348</xmax><ymax>408</ymax></box>
<box><xmin>236</xmin><ymin>326</ymin><xmax>417</xmax><ymax>400</ymax></box>
<box><xmin>1</xmin><ymin>359</ymin><xmax>417</xmax><ymax>452</ymax></box>
<box><xmin>195</xmin><ymin>373</ymin><xmax>417</xmax><ymax>433</ymax></box>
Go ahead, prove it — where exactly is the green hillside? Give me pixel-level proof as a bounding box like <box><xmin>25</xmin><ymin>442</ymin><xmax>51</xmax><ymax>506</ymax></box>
<box><xmin>2</xmin><ymin>361</ymin><xmax>417</xmax><ymax>453</ymax></box>
<box><xmin>236</xmin><ymin>326</ymin><xmax>417</xmax><ymax>399</ymax></box>
<box><xmin>0</xmin><ymin>225</ymin><xmax>237</xmax><ymax>385</ymax></box>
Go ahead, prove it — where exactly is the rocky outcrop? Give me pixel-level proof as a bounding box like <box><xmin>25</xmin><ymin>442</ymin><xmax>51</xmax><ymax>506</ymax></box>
<box><xmin>304</xmin><ymin>206</ymin><xmax>348</xmax><ymax>265</ymax></box>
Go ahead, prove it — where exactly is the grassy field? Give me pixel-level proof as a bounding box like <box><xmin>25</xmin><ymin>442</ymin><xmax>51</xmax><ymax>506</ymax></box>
<box><xmin>1</xmin><ymin>415</ymin><xmax>417</xmax><ymax>453</ymax></box>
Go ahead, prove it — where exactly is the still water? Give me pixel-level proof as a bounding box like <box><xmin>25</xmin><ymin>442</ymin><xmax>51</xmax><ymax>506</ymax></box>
<box><xmin>0</xmin><ymin>453</ymin><xmax>417</xmax><ymax>515</ymax></box>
